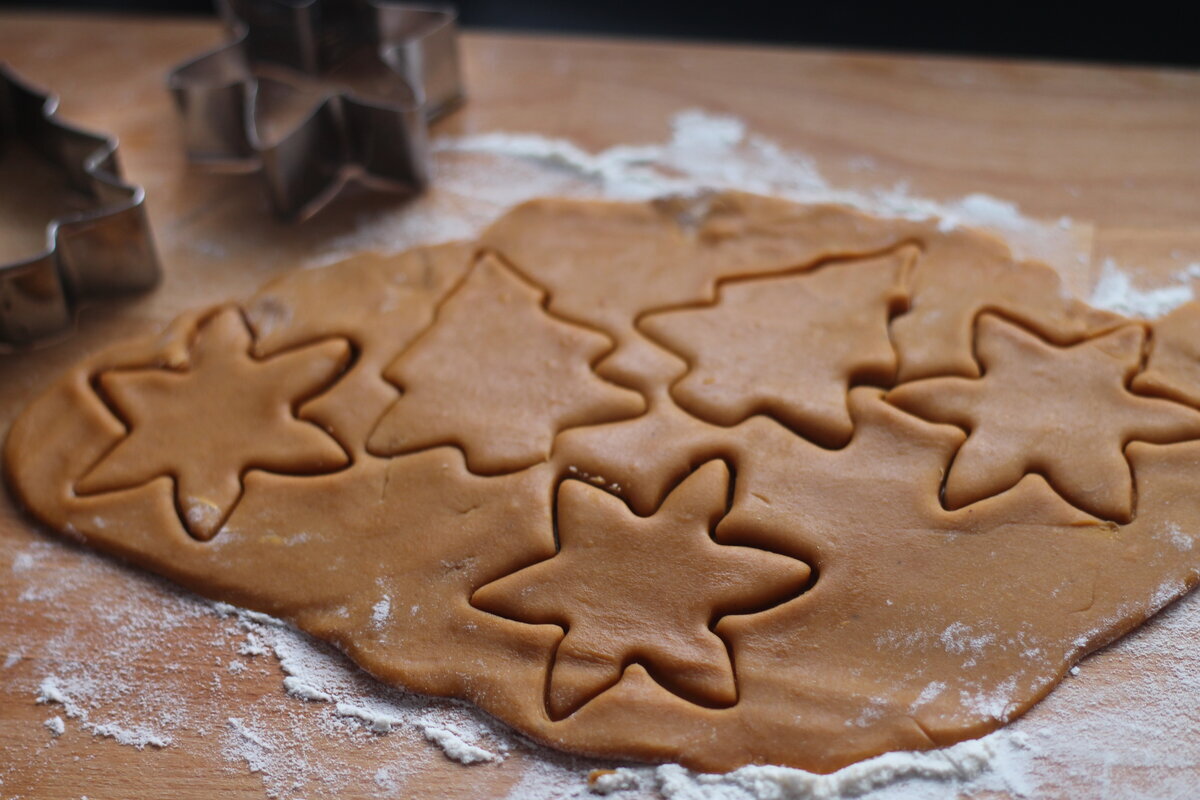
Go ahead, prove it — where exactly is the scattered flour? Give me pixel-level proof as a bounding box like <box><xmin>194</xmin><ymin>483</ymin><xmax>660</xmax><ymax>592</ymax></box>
<box><xmin>306</xmin><ymin>107</ymin><xmax>1088</xmax><ymax>281</ymax></box>
<box><xmin>267</xmin><ymin>620</ymin><xmax>503</xmax><ymax>763</ymax></box>
<box><xmin>239</xmin><ymin>631</ymin><xmax>268</xmax><ymax>656</ymax></box>
<box><xmin>5</xmin><ymin>109</ymin><xmax>1200</xmax><ymax>799</ymax></box>
<box><xmin>371</xmin><ymin>594</ymin><xmax>392</xmax><ymax>627</ymax></box>
<box><xmin>939</xmin><ymin>622</ymin><xmax>996</xmax><ymax>659</ymax></box>
<box><xmin>1163</xmin><ymin>523</ymin><xmax>1195</xmax><ymax>553</ymax></box>
<box><xmin>35</xmin><ymin>675</ymin><xmax>70</xmax><ymax>706</ymax></box>
<box><xmin>422</xmin><ymin>725</ymin><xmax>498</xmax><ymax>765</ymax></box>
<box><xmin>37</xmin><ymin>674</ymin><xmax>172</xmax><ymax>749</ymax></box>
<box><xmin>333</xmin><ymin>701</ymin><xmax>401</xmax><ymax>734</ymax></box>
<box><xmin>374</xmin><ymin>765</ymin><xmax>401</xmax><ymax>792</ymax></box>
<box><xmin>959</xmin><ymin>677</ymin><xmax>1020</xmax><ymax>723</ymax></box>
<box><xmin>590</xmin><ymin>768</ymin><xmax>641</xmax><ymax>795</ymax></box>
<box><xmin>1089</xmin><ymin>258</ymin><xmax>1195</xmax><ymax>319</ymax></box>
<box><xmin>283</xmin><ymin>676</ymin><xmax>333</xmax><ymax>703</ymax></box>
<box><xmin>184</xmin><ymin>500</ymin><xmax>222</xmax><ymax>534</ymax></box>
<box><xmin>598</xmin><ymin>733</ymin><xmax>1032</xmax><ymax>800</ymax></box>
<box><xmin>229</xmin><ymin>717</ymin><xmax>276</xmax><ymax>753</ymax></box>
<box><xmin>908</xmin><ymin>681</ymin><xmax>946</xmax><ymax>712</ymax></box>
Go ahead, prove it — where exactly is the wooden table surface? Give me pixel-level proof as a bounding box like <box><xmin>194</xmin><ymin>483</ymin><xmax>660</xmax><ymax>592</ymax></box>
<box><xmin>2</xmin><ymin>11</ymin><xmax>1199</xmax><ymax>800</ymax></box>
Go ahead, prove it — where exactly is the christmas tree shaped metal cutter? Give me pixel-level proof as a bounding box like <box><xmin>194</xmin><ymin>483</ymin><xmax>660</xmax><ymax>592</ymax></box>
<box><xmin>168</xmin><ymin>0</ymin><xmax>464</xmax><ymax>220</ymax></box>
<box><xmin>0</xmin><ymin>64</ymin><xmax>160</xmax><ymax>350</ymax></box>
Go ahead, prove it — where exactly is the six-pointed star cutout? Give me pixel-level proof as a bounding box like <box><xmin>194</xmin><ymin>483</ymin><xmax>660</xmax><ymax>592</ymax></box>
<box><xmin>472</xmin><ymin>460</ymin><xmax>812</xmax><ymax>719</ymax></box>
<box><xmin>888</xmin><ymin>314</ymin><xmax>1200</xmax><ymax>522</ymax></box>
<box><xmin>77</xmin><ymin>308</ymin><xmax>352</xmax><ymax>540</ymax></box>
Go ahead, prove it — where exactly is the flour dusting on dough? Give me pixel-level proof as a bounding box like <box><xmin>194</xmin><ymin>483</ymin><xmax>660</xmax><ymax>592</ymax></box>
<box><xmin>1163</xmin><ymin>523</ymin><xmax>1194</xmax><ymax>552</ymax></box>
<box><xmin>371</xmin><ymin>594</ymin><xmax>392</xmax><ymax>627</ymax></box>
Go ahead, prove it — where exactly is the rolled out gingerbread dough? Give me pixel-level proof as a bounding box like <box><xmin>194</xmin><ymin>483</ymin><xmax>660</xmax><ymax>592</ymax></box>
<box><xmin>8</xmin><ymin>192</ymin><xmax>1200</xmax><ymax>773</ymax></box>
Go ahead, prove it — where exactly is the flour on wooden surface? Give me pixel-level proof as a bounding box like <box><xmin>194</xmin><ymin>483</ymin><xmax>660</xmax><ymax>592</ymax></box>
<box><xmin>423</xmin><ymin>725</ymin><xmax>499</xmax><ymax>765</ymax></box>
<box><xmin>305</xmin><ymin>108</ymin><xmax>1089</xmax><ymax>281</ymax></box>
<box><xmin>36</xmin><ymin>673</ymin><xmax>172</xmax><ymax>749</ymax></box>
<box><xmin>1089</xmin><ymin>257</ymin><xmax>1198</xmax><ymax>319</ymax></box>
<box><xmin>588</xmin><ymin>733</ymin><xmax>1032</xmax><ymax>800</ymax></box>
<box><xmin>5</xmin><ymin>109</ymin><xmax>1200</xmax><ymax>799</ymax></box>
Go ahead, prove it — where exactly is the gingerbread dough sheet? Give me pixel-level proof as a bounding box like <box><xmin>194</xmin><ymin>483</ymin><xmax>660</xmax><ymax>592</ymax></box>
<box><xmin>8</xmin><ymin>193</ymin><xmax>1200</xmax><ymax>774</ymax></box>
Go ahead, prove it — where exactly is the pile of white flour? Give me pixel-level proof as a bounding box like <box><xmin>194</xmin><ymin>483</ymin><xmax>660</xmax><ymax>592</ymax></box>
<box><xmin>5</xmin><ymin>109</ymin><xmax>1200</xmax><ymax>799</ymax></box>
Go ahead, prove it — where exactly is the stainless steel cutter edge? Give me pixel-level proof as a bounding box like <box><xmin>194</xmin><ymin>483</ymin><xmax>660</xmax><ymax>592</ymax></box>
<box><xmin>0</xmin><ymin>63</ymin><xmax>161</xmax><ymax>350</ymax></box>
<box><xmin>167</xmin><ymin>0</ymin><xmax>464</xmax><ymax>220</ymax></box>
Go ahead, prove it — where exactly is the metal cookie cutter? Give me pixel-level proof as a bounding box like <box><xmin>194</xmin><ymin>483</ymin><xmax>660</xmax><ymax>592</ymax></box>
<box><xmin>168</xmin><ymin>0</ymin><xmax>464</xmax><ymax>220</ymax></box>
<box><xmin>0</xmin><ymin>64</ymin><xmax>160</xmax><ymax>350</ymax></box>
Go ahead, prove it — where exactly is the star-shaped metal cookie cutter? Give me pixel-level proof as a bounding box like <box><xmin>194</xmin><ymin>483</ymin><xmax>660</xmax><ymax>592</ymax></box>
<box><xmin>168</xmin><ymin>0</ymin><xmax>464</xmax><ymax>220</ymax></box>
<box><xmin>0</xmin><ymin>64</ymin><xmax>160</xmax><ymax>350</ymax></box>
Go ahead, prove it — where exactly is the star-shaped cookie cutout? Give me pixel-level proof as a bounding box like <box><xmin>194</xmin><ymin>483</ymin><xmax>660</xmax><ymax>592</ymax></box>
<box><xmin>472</xmin><ymin>460</ymin><xmax>811</xmax><ymax>719</ymax></box>
<box><xmin>639</xmin><ymin>248</ymin><xmax>914</xmax><ymax>448</ymax></box>
<box><xmin>888</xmin><ymin>314</ymin><xmax>1200</xmax><ymax>522</ymax></box>
<box><xmin>367</xmin><ymin>254</ymin><xmax>645</xmax><ymax>474</ymax></box>
<box><xmin>77</xmin><ymin>307</ymin><xmax>351</xmax><ymax>540</ymax></box>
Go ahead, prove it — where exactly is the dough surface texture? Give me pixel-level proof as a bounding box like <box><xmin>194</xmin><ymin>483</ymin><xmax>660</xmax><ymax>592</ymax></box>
<box><xmin>8</xmin><ymin>193</ymin><xmax>1200</xmax><ymax>773</ymax></box>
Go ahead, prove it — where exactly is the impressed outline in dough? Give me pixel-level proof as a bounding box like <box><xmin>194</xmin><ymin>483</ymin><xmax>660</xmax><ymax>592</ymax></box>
<box><xmin>76</xmin><ymin>307</ymin><xmax>352</xmax><ymax>540</ymax></box>
<box><xmin>473</xmin><ymin>459</ymin><xmax>812</xmax><ymax>720</ymax></box>
<box><xmin>367</xmin><ymin>252</ymin><xmax>644</xmax><ymax>474</ymax></box>
<box><xmin>639</xmin><ymin>245</ymin><xmax>916</xmax><ymax>448</ymax></box>
<box><xmin>8</xmin><ymin>192</ymin><xmax>1200</xmax><ymax>774</ymax></box>
<box><xmin>889</xmin><ymin>313</ymin><xmax>1200</xmax><ymax>523</ymax></box>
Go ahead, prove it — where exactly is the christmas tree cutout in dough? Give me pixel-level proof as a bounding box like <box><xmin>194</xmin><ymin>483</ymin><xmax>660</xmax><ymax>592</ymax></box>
<box><xmin>367</xmin><ymin>253</ymin><xmax>645</xmax><ymax>474</ymax></box>
<box><xmin>472</xmin><ymin>460</ymin><xmax>811</xmax><ymax>719</ymax></box>
<box><xmin>76</xmin><ymin>308</ymin><xmax>351</xmax><ymax>540</ymax></box>
<box><xmin>889</xmin><ymin>314</ymin><xmax>1200</xmax><ymax>522</ymax></box>
<box><xmin>639</xmin><ymin>247</ymin><xmax>915</xmax><ymax>448</ymax></box>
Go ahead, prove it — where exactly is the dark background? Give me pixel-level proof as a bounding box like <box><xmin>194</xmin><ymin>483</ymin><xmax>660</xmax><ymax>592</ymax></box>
<box><xmin>2</xmin><ymin>0</ymin><xmax>1198</xmax><ymax>69</ymax></box>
